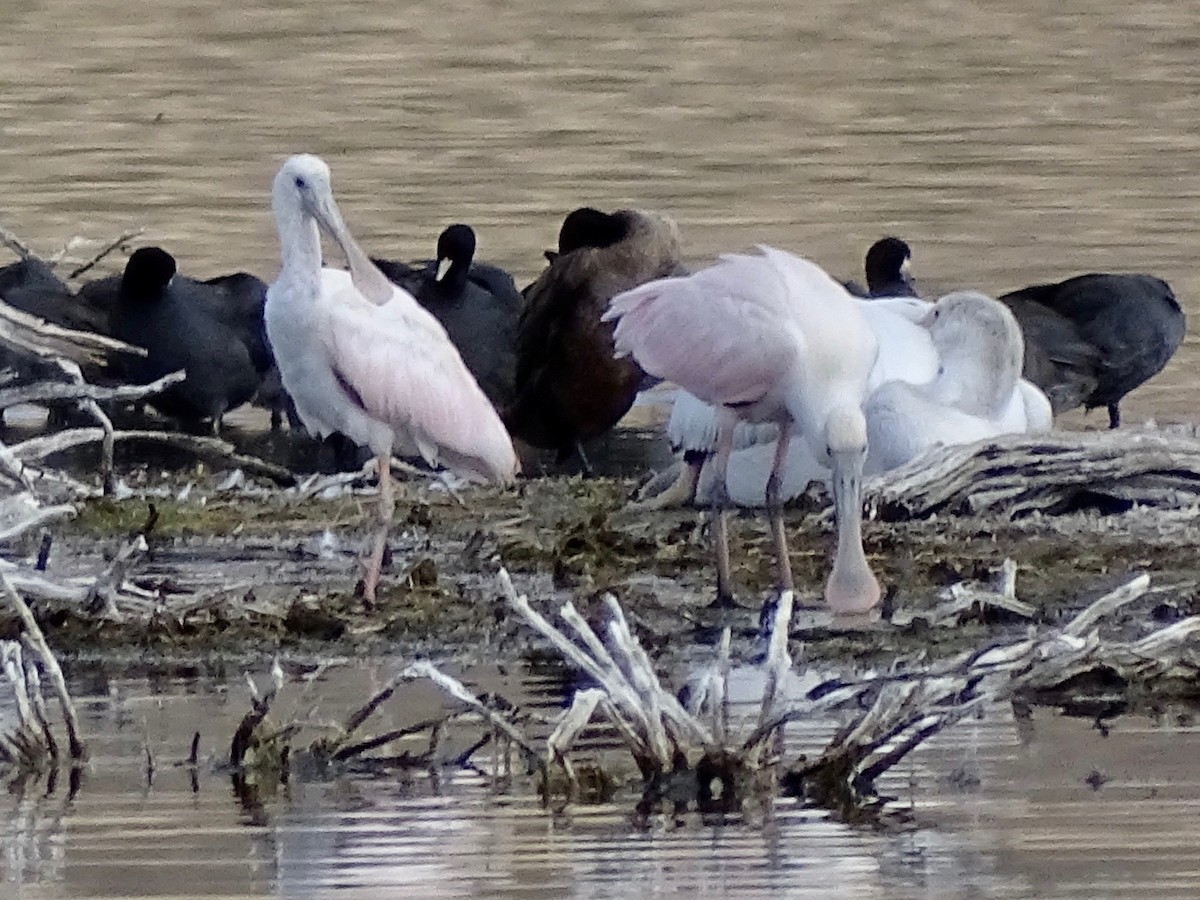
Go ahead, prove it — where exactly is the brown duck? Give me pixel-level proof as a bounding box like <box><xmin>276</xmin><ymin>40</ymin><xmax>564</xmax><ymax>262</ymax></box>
<box><xmin>505</xmin><ymin>207</ymin><xmax>687</xmax><ymax>467</ymax></box>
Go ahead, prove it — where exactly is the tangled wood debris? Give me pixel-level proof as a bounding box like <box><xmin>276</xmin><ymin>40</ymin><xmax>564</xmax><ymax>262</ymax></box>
<box><xmin>867</xmin><ymin>428</ymin><xmax>1200</xmax><ymax>520</ymax></box>
<box><xmin>0</xmin><ymin>572</ymin><xmax>85</xmax><ymax>777</ymax></box>
<box><xmin>389</xmin><ymin>567</ymin><xmax>1200</xmax><ymax>818</ymax></box>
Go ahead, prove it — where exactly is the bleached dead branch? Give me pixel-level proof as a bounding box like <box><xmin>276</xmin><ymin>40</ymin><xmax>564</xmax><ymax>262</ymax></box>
<box><xmin>404</xmin><ymin>566</ymin><xmax>1198</xmax><ymax>816</ymax></box>
<box><xmin>0</xmin><ymin>369</ymin><xmax>185</xmax><ymax>412</ymax></box>
<box><xmin>868</xmin><ymin>429</ymin><xmax>1200</xmax><ymax>520</ymax></box>
<box><xmin>0</xmin><ymin>296</ymin><xmax>145</xmax><ymax>369</ymax></box>
<box><xmin>9</xmin><ymin>427</ymin><xmax>295</xmax><ymax>487</ymax></box>
<box><xmin>0</xmin><ymin>571</ymin><xmax>85</xmax><ymax>769</ymax></box>
<box><xmin>65</xmin><ymin>228</ymin><xmax>143</xmax><ymax>280</ymax></box>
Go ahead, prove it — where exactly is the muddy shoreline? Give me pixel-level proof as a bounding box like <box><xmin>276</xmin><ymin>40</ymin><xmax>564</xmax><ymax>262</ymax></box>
<box><xmin>12</xmin><ymin>438</ymin><xmax>1199</xmax><ymax>691</ymax></box>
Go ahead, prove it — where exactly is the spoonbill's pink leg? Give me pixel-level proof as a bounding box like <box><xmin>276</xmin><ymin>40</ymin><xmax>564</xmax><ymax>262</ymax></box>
<box><xmin>764</xmin><ymin>426</ymin><xmax>795</xmax><ymax>594</ymax></box>
<box><xmin>361</xmin><ymin>453</ymin><xmax>395</xmax><ymax>605</ymax></box>
<box><xmin>710</xmin><ymin>415</ymin><xmax>736</xmax><ymax>607</ymax></box>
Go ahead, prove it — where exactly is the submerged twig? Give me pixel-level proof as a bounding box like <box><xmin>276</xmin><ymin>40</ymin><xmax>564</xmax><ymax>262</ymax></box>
<box><xmin>0</xmin><ymin>570</ymin><xmax>85</xmax><ymax>762</ymax></box>
<box><xmin>400</xmin><ymin>661</ymin><xmax>544</xmax><ymax>771</ymax></box>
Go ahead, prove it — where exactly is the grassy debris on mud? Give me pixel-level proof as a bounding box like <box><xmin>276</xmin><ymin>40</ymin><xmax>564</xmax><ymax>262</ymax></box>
<box><xmin>1</xmin><ymin>459</ymin><xmax>1191</xmax><ymax>686</ymax></box>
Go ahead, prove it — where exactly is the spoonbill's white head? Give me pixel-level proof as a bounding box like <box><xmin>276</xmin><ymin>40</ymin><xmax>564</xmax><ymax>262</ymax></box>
<box><xmin>272</xmin><ymin>154</ymin><xmax>394</xmax><ymax>304</ymax></box>
<box><xmin>923</xmin><ymin>290</ymin><xmax>1024</xmax><ymax>414</ymax></box>
<box><xmin>821</xmin><ymin>405</ymin><xmax>881</xmax><ymax>615</ymax></box>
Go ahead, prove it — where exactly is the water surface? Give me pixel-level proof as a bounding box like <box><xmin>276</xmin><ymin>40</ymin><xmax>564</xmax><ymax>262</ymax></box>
<box><xmin>2</xmin><ymin>0</ymin><xmax>1198</xmax><ymax>423</ymax></box>
<box><xmin>4</xmin><ymin>664</ymin><xmax>1200</xmax><ymax>899</ymax></box>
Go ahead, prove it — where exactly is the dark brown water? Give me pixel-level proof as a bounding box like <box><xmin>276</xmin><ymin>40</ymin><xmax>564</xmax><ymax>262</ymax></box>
<box><xmin>2</xmin><ymin>0</ymin><xmax>1198</xmax><ymax>426</ymax></box>
<box><xmin>4</xmin><ymin>663</ymin><xmax>1200</xmax><ymax>899</ymax></box>
<box><xmin>3</xmin><ymin>1</ymin><xmax>1200</xmax><ymax>894</ymax></box>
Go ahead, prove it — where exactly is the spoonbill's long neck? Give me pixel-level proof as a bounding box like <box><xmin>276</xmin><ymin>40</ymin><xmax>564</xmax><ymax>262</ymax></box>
<box><xmin>820</xmin><ymin>407</ymin><xmax>882</xmax><ymax>615</ymax></box>
<box><xmin>930</xmin><ymin>347</ymin><xmax>1008</xmax><ymax>416</ymax></box>
<box><xmin>274</xmin><ymin>197</ymin><xmax>323</xmax><ymax>291</ymax></box>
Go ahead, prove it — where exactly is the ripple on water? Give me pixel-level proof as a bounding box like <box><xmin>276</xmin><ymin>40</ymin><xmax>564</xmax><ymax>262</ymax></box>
<box><xmin>2</xmin><ymin>663</ymin><xmax>1200</xmax><ymax>898</ymax></box>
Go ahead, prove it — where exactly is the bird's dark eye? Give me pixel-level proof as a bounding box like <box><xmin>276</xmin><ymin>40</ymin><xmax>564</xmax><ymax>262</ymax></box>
<box><xmin>294</xmin><ymin>176</ymin><xmax>307</xmax><ymax>189</ymax></box>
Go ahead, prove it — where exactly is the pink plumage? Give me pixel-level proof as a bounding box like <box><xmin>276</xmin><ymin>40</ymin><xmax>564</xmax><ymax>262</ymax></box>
<box><xmin>265</xmin><ymin>154</ymin><xmax>518</xmax><ymax>603</ymax></box>
<box><xmin>604</xmin><ymin>245</ymin><xmax>883</xmax><ymax>615</ymax></box>
<box><xmin>316</xmin><ymin>270</ymin><xmax>518</xmax><ymax>484</ymax></box>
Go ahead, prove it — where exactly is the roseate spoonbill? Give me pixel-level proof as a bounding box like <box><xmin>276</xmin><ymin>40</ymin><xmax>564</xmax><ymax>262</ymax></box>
<box><xmin>998</xmin><ymin>273</ymin><xmax>1184</xmax><ymax>428</ymax></box>
<box><xmin>108</xmin><ymin>247</ymin><xmax>268</xmax><ymax>431</ymax></box>
<box><xmin>864</xmin><ymin>291</ymin><xmax>1048</xmax><ymax>472</ymax></box>
<box><xmin>372</xmin><ymin>224</ymin><xmax>523</xmax><ymax>410</ymax></box>
<box><xmin>264</xmin><ymin>154</ymin><xmax>518</xmax><ymax>602</ymax></box>
<box><xmin>505</xmin><ymin>208</ymin><xmax>686</xmax><ymax>468</ymax></box>
<box><xmin>605</xmin><ymin>245</ymin><xmax>883</xmax><ymax>615</ymax></box>
<box><xmin>843</xmin><ymin>237</ymin><xmax>916</xmax><ymax>299</ymax></box>
<box><xmin>850</xmin><ymin>238</ymin><xmax>1184</xmax><ymax>427</ymax></box>
<box><xmin>645</xmin><ymin>293</ymin><xmax>1051</xmax><ymax>508</ymax></box>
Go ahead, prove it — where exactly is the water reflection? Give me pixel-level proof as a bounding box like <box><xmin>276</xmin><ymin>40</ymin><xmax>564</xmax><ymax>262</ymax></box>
<box><xmin>2</xmin><ymin>0</ymin><xmax>1198</xmax><ymax>427</ymax></box>
<box><xmin>2</xmin><ymin>663</ymin><xmax>1199</xmax><ymax>898</ymax></box>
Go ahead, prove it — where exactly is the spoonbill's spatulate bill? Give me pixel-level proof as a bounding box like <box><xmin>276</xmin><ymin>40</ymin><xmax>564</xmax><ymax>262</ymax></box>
<box><xmin>605</xmin><ymin>245</ymin><xmax>882</xmax><ymax>615</ymax></box>
<box><xmin>264</xmin><ymin>154</ymin><xmax>518</xmax><ymax>603</ymax></box>
<box><xmin>653</xmin><ymin>291</ymin><xmax>1052</xmax><ymax>509</ymax></box>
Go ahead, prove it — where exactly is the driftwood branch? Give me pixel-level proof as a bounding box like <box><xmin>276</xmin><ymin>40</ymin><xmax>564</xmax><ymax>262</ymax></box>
<box><xmin>0</xmin><ymin>493</ymin><xmax>74</xmax><ymax>542</ymax></box>
<box><xmin>9</xmin><ymin>427</ymin><xmax>296</xmax><ymax>487</ymax></box>
<box><xmin>66</xmin><ymin>228</ymin><xmax>144</xmax><ymax>280</ymax></box>
<box><xmin>0</xmin><ymin>227</ymin><xmax>32</xmax><ymax>260</ymax></box>
<box><xmin>0</xmin><ymin>571</ymin><xmax>85</xmax><ymax>764</ymax></box>
<box><xmin>0</xmin><ymin>297</ymin><xmax>145</xmax><ymax>368</ymax></box>
<box><xmin>83</xmin><ymin>535</ymin><xmax>149</xmax><ymax>619</ymax></box>
<box><xmin>0</xmin><ymin>370</ymin><xmax>186</xmax><ymax>412</ymax></box>
<box><xmin>46</xmin><ymin>358</ymin><xmax>115</xmax><ymax>495</ymax></box>
<box><xmin>867</xmin><ymin>429</ymin><xmax>1200</xmax><ymax>520</ymax></box>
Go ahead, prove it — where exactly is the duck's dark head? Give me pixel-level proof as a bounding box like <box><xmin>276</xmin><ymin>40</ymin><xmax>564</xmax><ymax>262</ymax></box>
<box><xmin>122</xmin><ymin>247</ymin><xmax>177</xmax><ymax>299</ymax></box>
<box><xmin>434</xmin><ymin>224</ymin><xmax>476</xmax><ymax>285</ymax></box>
<box><xmin>557</xmin><ymin>207</ymin><xmax>628</xmax><ymax>255</ymax></box>
<box><xmin>864</xmin><ymin>237</ymin><xmax>914</xmax><ymax>297</ymax></box>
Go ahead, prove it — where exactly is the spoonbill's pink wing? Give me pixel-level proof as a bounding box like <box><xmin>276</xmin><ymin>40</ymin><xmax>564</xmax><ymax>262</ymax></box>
<box><xmin>318</xmin><ymin>280</ymin><xmax>518</xmax><ymax>484</ymax></box>
<box><xmin>605</xmin><ymin>256</ymin><xmax>798</xmax><ymax>407</ymax></box>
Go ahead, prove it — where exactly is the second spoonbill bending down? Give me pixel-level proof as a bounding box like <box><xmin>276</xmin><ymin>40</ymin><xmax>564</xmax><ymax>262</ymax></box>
<box><xmin>604</xmin><ymin>245</ymin><xmax>882</xmax><ymax>615</ymax></box>
<box><xmin>863</xmin><ymin>291</ymin><xmax>1049</xmax><ymax>472</ymax></box>
<box><xmin>656</xmin><ymin>292</ymin><xmax>1051</xmax><ymax>508</ymax></box>
<box><xmin>265</xmin><ymin>154</ymin><xmax>518</xmax><ymax>603</ymax></box>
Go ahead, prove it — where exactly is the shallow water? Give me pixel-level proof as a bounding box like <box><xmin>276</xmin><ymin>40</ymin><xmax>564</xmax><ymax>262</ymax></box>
<box><xmin>2</xmin><ymin>0</ymin><xmax>1198</xmax><ymax>425</ymax></box>
<box><xmin>4</xmin><ymin>663</ymin><xmax>1200</xmax><ymax>899</ymax></box>
<box><xmin>3</xmin><ymin>3</ymin><xmax>1200</xmax><ymax>897</ymax></box>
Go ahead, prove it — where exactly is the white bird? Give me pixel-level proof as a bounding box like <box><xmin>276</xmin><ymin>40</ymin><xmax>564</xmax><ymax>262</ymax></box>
<box><xmin>605</xmin><ymin>245</ymin><xmax>883</xmax><ymax>615</ymax></box>
<box><xmin>654</xmin><ymin>292</ymin><xmax>1051</xmax><ymax>508</ymax></box>
<box><xmin>265</xmin><ymin>154</ymin><xmax>518</xmax><ymax>603</ymax></box>
<box><xmin>864</xmin><ymin>290</ymin><xmax>1048</xmax><ymax>472</ymax></box>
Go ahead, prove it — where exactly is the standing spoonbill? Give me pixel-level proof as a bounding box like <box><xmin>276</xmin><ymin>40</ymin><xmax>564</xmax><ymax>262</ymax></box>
<box><xmin>604</xmin><ymin>245</ymin><xmax>882</xmax><ymax>615</ymax></box>
<box><xmin>264</xmin><ymin>154</ymin><xmax>518</xmax><ymax>603</ymax></box>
